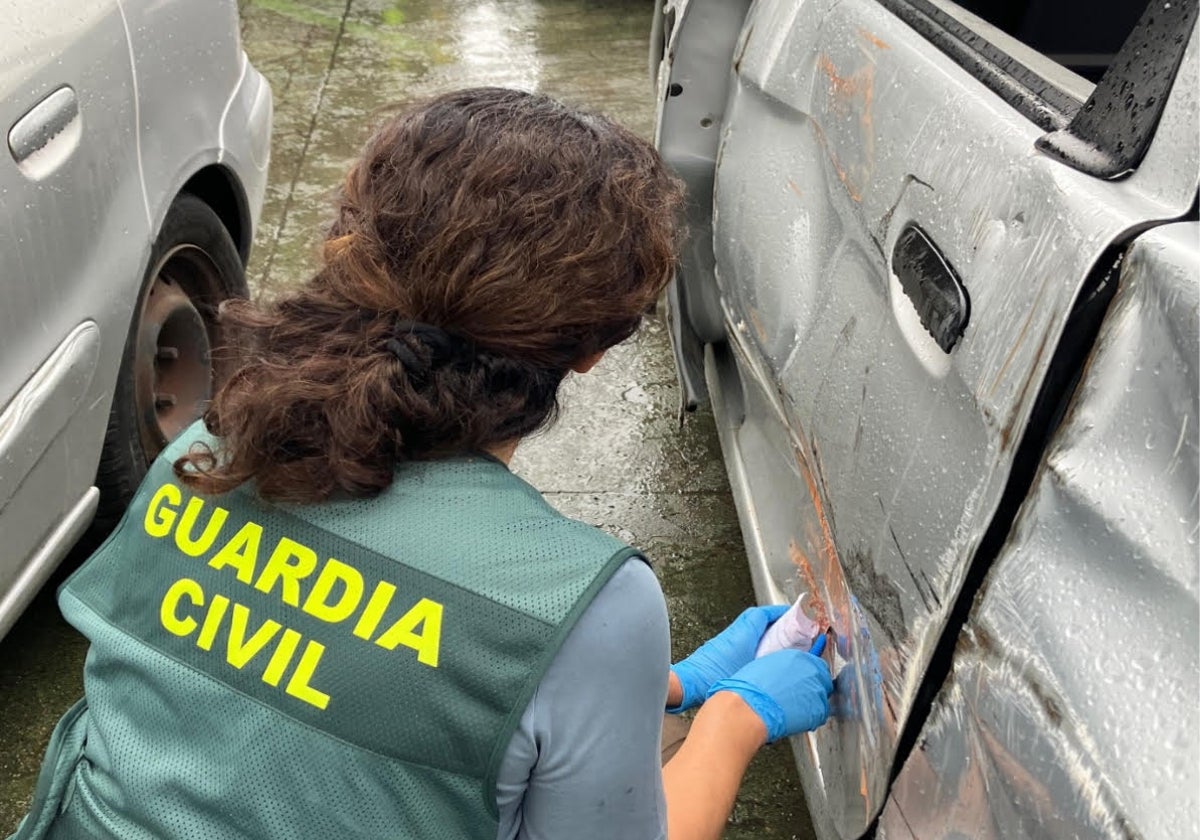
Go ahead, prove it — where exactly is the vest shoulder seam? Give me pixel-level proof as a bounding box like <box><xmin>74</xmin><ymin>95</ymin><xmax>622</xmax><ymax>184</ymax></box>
<box><xmin>480</xmin><ymin>544</ymin><xmax>647</xmax><ymax>819</ymax></box>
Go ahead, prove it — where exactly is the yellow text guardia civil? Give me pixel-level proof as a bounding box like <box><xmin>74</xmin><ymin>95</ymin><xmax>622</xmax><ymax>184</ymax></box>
<box><xmin>143</xmin><ymin>483</ymin><xmax>444</xmax><ymax>710</ymax></box>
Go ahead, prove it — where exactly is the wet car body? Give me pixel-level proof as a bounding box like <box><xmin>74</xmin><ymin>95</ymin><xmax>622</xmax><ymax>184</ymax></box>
<box><xmin>0</xmin><ymin>0</ymin><xmax>272</xmax><ymax>641</ymax></box>
<box><xmin>654</xmin><ymin>0</ymin><xmax>1198</xmax><ymax>837</ymax></box>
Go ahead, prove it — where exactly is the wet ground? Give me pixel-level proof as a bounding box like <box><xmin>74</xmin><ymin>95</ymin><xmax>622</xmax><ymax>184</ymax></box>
<box><xmin>0</xmin><ymin>1</ymin><xmax>815</xmax><ymax>836</ymax></box>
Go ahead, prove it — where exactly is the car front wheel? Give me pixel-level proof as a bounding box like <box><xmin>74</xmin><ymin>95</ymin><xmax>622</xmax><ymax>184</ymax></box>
<box><xmin>93</xmin><ymin>193</ymin><xmax>247</xmax><ymax>532</ymax></box>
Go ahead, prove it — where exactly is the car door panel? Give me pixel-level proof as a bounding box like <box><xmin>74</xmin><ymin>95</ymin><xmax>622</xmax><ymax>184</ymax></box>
<box><xmin>0</xmin><ymin>1</ymin><xmax>147</xmax><ymax>586</ymax></box>
<box><xmin>879</xmin><ymin>221</ymin><xmax>1200</xmax><ymax>840</ymax></box>
<box><xmin>709</xmin><ymin>0</ymin><xmax>1198</xmax><ymax>835</ymax></box>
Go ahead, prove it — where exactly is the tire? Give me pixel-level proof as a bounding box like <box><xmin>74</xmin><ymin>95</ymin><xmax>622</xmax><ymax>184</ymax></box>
<box><xmin>91</xmin><ymin>193</ymin><xmax>247</xmax><ymax>534</ymax></box>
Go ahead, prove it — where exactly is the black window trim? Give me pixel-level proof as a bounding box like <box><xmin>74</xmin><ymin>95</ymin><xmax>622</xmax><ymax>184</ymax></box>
<box><xmin>1037</xmin><ymin>0</ymin><xmax>1199</xmax><ymax>180</ymax></box>
<box><xmin>875</xmin><ymin>0</ymin><xmax>1082</xmax><ymax>132</ymax></box>
<box><xmin>877</xmin><ymin>0</ymin><xmax>1198</xmax><ymax>179</ymax></box>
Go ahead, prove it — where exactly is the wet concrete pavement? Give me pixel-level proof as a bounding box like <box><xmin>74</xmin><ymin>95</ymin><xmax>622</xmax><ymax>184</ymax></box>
<box><xmin>0</xmin><ymin>1</ymin><xmax>815</xmax><ymax>836</ymax></box>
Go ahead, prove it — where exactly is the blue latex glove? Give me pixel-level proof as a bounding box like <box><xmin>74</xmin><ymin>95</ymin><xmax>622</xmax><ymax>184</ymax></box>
<box><xmin>706</xmin><ymin>641</ymin><xmax>834</xmax><ymax>742</ymax></box>
<box><xmin>669</xmin><ymin>604</ymin><xmax>788</xmax><ymax>712</ymax></box>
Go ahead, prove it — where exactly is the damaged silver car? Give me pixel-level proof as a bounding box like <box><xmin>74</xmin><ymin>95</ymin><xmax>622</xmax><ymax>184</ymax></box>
<box><xmin>0</xmin><ymin>0</ymin><xmax>272</xmax><ymax>641</ymax></box>
<box><xmin>654</xmin><ymin>0</ymin><xmax>1198</xmax><ymax>837</ymax></box>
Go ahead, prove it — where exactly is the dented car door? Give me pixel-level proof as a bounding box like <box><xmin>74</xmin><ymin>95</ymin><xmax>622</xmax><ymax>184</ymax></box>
<box><xmin>656</xmin><ymin>0</ymin><xmax>1198</xmax><ymax>836</ymax></box>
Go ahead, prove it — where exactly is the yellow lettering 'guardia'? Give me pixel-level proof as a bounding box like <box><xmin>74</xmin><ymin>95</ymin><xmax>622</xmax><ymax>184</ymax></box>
<box><xmin>302</xmin><ymin>558</ymin><xmax>364</xmax><ymax>623</ymax></box>
<box><xmin>208</xmin><ymin>521</ymin><xmax>263</xmax><ymax>584</ymax></box>
<box><xmin>174</xmin><ymin>497</ymin><xmax>229</xmax><ymax>557</ymax></box>
<box><xmin>254</xmin><ymin>538</ymin><xmax>318</xmax><ymax>606</ymax></box>
<box><xmin>375</xmin><ymin>598</ymin><xmax>443</xmax><ymax>667</ymax></box>
<box><xmin>144</xmin><ymin>483</ymin><xmax>183</xmax><ymax>537</ymax></box>
<box><xmin>352</xmin><ymin>581</ymin><xmax>396</xmax><ymax>640</ymax></box>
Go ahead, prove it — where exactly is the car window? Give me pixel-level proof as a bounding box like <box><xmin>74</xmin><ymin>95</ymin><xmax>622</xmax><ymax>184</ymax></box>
<box><xmin>877</xmin><ymin>0</ymin><xmax>1196</xmax><ymax>177</ymax></box>
<box><xmin>875</xmin><ymin>0</ymin><xmax>1151</xmax><ymax>124</ymax></box>
<box><xmin>946</xmin><ymin>0</ymin><xmax>1146</xmax><ymax>83</ymax></box>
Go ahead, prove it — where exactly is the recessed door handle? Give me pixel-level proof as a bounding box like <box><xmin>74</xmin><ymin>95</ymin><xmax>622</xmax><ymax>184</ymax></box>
<box><xmin>892</xmin><ymin>224</ymin><xmax>970</xmax><ymax>353</ymax></box>
<box><xmin>9</xmin><ymin>86</ymin><xmax>79</xmax><ymax>166</ymax></box>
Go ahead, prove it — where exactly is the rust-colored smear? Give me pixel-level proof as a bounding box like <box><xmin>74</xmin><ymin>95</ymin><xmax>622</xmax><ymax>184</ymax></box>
<box><xmin>789</xmin><ymin>539</ymin><xmax>830</xmax><ymax>628</ymax></box>
<box><xmin>800</xmin><ymin>452</ymin><xmax>839</xmax><ymax>583</ymax></box>
<box><xmin>818</xmin><ymin>54</ymin><xmax>875</xmax><ymax>114</ymax></box>
<box><xmin>989</xmin><ymin>292</ymin><xmax>1041</xmax><ymax>397</ymax></box>
<box><xmin>834</xmin><ymin>159</ymin><xmax>863</xmax><ymax>203</ymax></box>
<box><xmin>861</xmin><ymin>764</ymin><xmax>871</xmax><ymax>821</ymax></box>
<box><xmin>858</xmin><ymin>29</ymin><xmax>891</xmax><ymax>50</ymax></box>
<box><xmin>816</xmin><ymin>54</ymin><xmax>874</xmax><ymax>203</ymax></box>
<box><xmin>790</xmin><ymin>443</ymin><xmax>854</xmax><ymax>651</ymax></box>
<box><xmin>748</xmin><ymin>307</ymin><xmax>768</xmax><ymax>344</ymax></box>
<box><xmin>819</xmin><ymin>55</ymin><xmax>857</xmax><ymax>99</ymax></box>
<box><xmin>786</xmin><ymin>178</ymin><xmax>804</xmax><ymax>199</ymax></box>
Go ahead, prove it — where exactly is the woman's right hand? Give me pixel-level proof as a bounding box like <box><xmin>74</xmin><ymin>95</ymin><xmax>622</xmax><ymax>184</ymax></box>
<box><xmin>705</xmin><ymin>641</ymin><xmax>834</xmax><ymax>741</ymax></box>
<box><xmin>668</xmin><ymin>604</ymin><xmax>789</xmax><ymax>711</ymax></box>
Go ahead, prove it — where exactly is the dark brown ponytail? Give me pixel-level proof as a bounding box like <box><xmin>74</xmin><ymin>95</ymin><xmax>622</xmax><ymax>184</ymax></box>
<box><xmin>175</xmin><ymin>88</ymin><xmax>684</xmax><ymax>504</ymax></box>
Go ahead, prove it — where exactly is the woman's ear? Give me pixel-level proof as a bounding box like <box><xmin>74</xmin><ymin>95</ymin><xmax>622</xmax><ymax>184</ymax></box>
<box><xmin>570</xmin><ymin>350</ymin><xmax>606</xmax><ymax>374</ymax></box>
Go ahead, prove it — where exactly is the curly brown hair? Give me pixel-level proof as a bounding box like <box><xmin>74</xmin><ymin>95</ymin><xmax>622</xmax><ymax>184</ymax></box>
<box><xmin>175</xmin><ymin>88</ymin><xmax>684</xmax><ymax>504</ymax></box>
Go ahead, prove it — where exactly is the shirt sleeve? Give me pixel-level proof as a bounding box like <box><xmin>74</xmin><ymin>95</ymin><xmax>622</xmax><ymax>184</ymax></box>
<box><xmin>495</xmin><ymin>557</ymin><xmax>670</xmax><ymax>840</ymax></box>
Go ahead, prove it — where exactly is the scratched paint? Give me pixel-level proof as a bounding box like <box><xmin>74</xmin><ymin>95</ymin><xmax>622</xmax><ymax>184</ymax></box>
<box><xmin>788</xmin><ymin>539</ymin><xmax>830</xmax><ymax>629</ymax></box>
<box><xmin>661</xmin><ymin>0</ymin><xmax>1200</xmax><ymax>837</ymax></box>
<box><xmin>881</xmin><ymin>225</ymin><xmax>1199</xmax><ymax>840</ymax></box>
<box><xmin>857</xmin><ymin>29</ymin><xmax>891</xmax><ymax>52</ymax></box>
<box><xmin>816</xmin><ymin>50</ymin><xmax>876</xmax><ymax>202</ymax></box>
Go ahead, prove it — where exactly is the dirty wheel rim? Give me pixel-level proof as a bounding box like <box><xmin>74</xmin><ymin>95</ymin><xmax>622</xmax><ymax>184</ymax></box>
<box><xmin>133</xmin><ymin>245</ymin><xmax>224</xmax><ymax>461</ymax></box>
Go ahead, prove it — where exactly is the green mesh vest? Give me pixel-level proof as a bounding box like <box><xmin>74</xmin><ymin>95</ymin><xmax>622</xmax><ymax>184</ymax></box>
<box><xmin>11</xmin><ymin>430</ymin><xmax>638</xmax><ymax>840</ymax></box>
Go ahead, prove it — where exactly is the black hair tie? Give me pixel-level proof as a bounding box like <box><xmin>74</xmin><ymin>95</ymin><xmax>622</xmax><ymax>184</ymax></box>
<box><xmin>384</xmin><ymin>337</ymin><xmax>427</xmax><ymax>383</ymax></box>
<box><xmin>386</xmin><ymin>319</ymin><xmax>475</xmax><ymax>387</ymax></box>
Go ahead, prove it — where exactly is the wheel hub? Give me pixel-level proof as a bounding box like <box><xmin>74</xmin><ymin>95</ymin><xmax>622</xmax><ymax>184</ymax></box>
<box><xmin>134</xmin><ymin>263</ymin><xmax>214</xmax><ymax>458</ymax></box>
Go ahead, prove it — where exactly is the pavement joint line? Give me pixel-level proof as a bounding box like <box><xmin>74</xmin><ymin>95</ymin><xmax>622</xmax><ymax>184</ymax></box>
<box><xmin>259</xmin><ymin>0</ymin><xmax>353</xmax><ymax>288</ymax></box>
<box><xmin>254</xmin><ymin>10</ymin><xmax>320</xmax><ymax>286</ymax></box>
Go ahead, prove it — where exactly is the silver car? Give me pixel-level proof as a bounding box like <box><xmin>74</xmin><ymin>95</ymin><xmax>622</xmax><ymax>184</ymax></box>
<box><xmin>655</xmin><ymin>0</ymin><xmax>1197</xmax><ymax>837</ymax></box>
<box><xmin>0</xmin><ymin>0</ymin><xmax>272</xmax><ymax>640</ymax></box>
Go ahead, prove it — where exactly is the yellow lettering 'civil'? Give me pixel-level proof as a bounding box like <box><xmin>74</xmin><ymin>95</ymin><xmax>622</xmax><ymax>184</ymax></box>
<box><xmin>263</xmin><ymin>628</ymin><xmax>303</xmax><ymax>687</ymax></box>
<box><xmin>227</xmin><ymin>604</ymin><xmax>282</xmax><ymax>669</ymax></box>
<box><xmin>302</xmin><ymin>558</ymin><xmax>364</xmax><ymax>623</ymax></box>
<box><xmin>375</xmin><ymin>598</ymin><xmax>443</xmax><ymax>667</ymax></box>
<box><xmin>174</xmin><ymin>497</ymin><xmax>229</xmax><ymax>557</ymax></box>
<box><xmin>160</xmin><ymin>577</ymin><xmax>203</xmax><ymax>636</ymax></box>
<box><xmin>208</xmin><ymin>521</ymin><xmax>262</xmax><ymax>584</ymax></box>
<box><xmin>144</xmin><ymin>483</ymin><xmax>183</xmax><ymax>538</ymax></box>
<box><xmin>285</xmin><ymin>641</ymin><xmax>331</xmax><ymax>709</ymax></box>
<box><xmin>196</xmin><ymin>595</ymin><xmax>230</xmax><ymax>650</ymax></box>
<box><xmin>155</xmin><ymin>578</ymin><xmax>330</xmax><ymax>711</ymax></box>
<box><xmin>254</xmin><ymin>538</ymin><xmax>317</xmax><ymax>606</ymax></box>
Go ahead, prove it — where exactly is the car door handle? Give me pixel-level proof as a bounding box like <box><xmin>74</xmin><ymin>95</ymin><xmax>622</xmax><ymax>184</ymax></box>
<box><xmin>8</xmin><ymin>86</ymin><xmax>80</xmax><ymax>172</ymax></box>
<box><xmin>892</xmin><ymin>223</ymin><xmax>970</xmax><ymax>353</ymax></box>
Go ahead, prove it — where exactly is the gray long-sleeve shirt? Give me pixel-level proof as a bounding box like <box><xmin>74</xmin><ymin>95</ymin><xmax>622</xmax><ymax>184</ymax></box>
<box><xmin>495</xmin><ymin>558</ymin><xmax>671</xmax><ymax>839</ymax></box>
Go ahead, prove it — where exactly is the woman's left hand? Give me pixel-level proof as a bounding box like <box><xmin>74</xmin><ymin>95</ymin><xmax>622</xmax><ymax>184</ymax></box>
<box><xmin>668</xmin><ymin>604</ymin><xmax>788</xmax><ymax>712</ymax></box>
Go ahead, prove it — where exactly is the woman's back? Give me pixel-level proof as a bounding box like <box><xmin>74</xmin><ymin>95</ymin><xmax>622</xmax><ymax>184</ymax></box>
<box><xmin>32</xmin><ymin>429</ymin><xmax>643</xmax><ymax>839</ymax></box>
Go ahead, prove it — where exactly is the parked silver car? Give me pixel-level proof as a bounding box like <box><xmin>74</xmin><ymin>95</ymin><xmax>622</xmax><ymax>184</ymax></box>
<box><xmin>655</xmin><ymin>0</ymin><xmax>1197</xmax><ymax>837</ymax></box>
<box><xmin>0</xmin><ymin>0</ymin><xmax>272</xmax><ymax>641</ymax></box>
